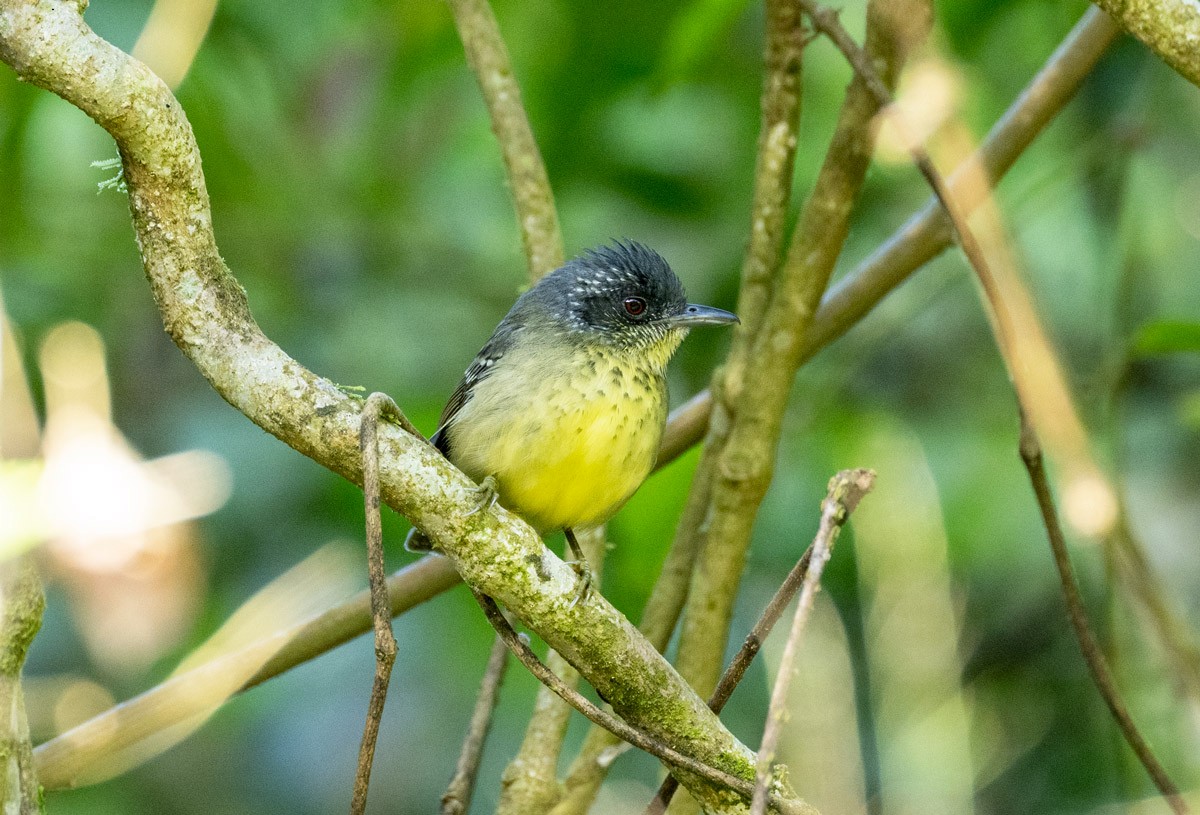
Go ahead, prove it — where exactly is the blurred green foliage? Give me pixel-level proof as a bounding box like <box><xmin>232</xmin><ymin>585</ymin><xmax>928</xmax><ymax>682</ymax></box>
<box><xmin>2</xmin><ymin>0</ymin><xmax>1199</xmax><ymax>813</ymax></box>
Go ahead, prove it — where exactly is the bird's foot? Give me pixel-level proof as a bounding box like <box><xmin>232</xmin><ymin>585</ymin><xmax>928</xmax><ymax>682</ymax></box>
<box><xmin>566</xmin><ymin>557</ymin><xmax>593</xmax><ymax>609</ymax></box>
<box><xmin>466</xmin><ymin>475</ymin><xmax>500</xmax><ymax>516</ymax></box>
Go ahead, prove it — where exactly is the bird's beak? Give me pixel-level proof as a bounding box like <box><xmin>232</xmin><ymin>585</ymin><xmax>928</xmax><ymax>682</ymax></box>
<box><xmin>669</xmin><ymin>304</ymin><xmax>740</xmax><ymax>327</ymax></box>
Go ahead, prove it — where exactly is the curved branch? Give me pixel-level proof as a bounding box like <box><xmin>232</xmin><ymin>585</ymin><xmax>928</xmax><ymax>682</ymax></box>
<box><xmin>0</xmin><ymin>3</ymin><xmax>791</xmax><ymax>811</ymax></box>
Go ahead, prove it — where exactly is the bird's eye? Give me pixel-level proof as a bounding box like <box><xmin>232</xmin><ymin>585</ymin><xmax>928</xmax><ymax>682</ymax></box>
<box><xmin>623</xmin><ymin>297</ymin><xmax>647</xmax><ymax>317</ymax></box>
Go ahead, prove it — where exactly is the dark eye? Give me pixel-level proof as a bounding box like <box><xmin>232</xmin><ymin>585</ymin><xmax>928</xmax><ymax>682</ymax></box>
<box><xmin>623</xmin><ymin>297</ymin><xmax>647</xmax><ymax>317</ymax></box>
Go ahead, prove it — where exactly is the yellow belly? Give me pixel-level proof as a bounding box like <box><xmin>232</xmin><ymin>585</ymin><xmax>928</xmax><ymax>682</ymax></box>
<box><xmin>444</xmin><ymin>345</ymin><xmax>668</xmax><ymax>532</ymax></box>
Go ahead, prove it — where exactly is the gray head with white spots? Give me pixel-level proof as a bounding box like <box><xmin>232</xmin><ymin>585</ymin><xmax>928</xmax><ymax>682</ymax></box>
<box><xmin>523</xmin><ymin>240</ymin><xmax>738</xmax><ymax>349</ymax></box>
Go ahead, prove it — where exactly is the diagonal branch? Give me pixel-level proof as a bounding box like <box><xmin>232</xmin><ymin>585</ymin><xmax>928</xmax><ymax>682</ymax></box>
<box><xmin>1020</xmin><ymin>418</ymin><xmax>1187</xmax><ymax>815</ymax></box>
<box><xmin>657</xmin><ymin>6</ymin><xmax>1120</xmax><ymax>475</ymax></box>
<box><xmin>748</xmin><ymin>469</ymin><xmax>874</xmax><ymax>815</ymax></box>
<box><xmin>447</xmin><ymin>0</ymin><xmax>563</xmax><ymax>280</ymax></box>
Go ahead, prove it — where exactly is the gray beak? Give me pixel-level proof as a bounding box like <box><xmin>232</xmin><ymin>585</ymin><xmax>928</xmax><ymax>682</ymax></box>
<box><xmin>669</xmin><ymin>304</ymin><xmax>740</xmax><ymax>327</ymax></box>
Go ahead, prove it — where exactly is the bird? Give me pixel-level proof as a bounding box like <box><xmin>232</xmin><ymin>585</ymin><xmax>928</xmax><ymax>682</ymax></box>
<box><xmin>405</xmin><ymin>240</ymin><xmax>738</xmax><ymax>603</ymax></box>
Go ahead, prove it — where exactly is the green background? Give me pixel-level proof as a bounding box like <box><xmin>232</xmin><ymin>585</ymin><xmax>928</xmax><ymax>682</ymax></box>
<box><xmin>2</xmin><ymin>0</ymin><xmax>1198</xmax><ymax>812</ymax></box>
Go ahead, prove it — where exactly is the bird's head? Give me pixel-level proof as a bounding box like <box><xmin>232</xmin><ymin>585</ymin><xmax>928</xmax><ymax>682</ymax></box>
<box><xmin>533</xmin><ymin>241</ymin><xmax>738</xmax><ymax>355</ymax></box>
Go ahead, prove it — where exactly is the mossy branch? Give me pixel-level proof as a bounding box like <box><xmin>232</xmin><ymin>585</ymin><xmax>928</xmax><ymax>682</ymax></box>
<box><xmin>0</xmin><ymin>555</ymin><xmax>44</xmax><ymax>815</ymax></box>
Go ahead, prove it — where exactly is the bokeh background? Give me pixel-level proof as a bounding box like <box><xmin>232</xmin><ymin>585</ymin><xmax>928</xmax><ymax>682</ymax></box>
<box><xmin>1</xmin><ymin>0</ymin><xmax>1199</xmax><ymax>812</ymax></box>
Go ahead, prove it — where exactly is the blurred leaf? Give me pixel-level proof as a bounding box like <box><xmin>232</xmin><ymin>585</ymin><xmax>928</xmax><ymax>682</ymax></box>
<box><xmin>654</xmin><ymin>0</ymin><xmax>751</xmax><ymax>88</ymax></box>
<box><xmin>1131</xmin><ymin>320</ymin><xmax>1200</xmax><ymax>356</ymax></box>
<box><xmin>1179</xmin><ymin>389</ymin><xmax>1200</xmax><ymax>430</ymax></box>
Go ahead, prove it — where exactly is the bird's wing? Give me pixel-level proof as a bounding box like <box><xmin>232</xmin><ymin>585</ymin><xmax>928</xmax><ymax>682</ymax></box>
<box><xmin>432</xmin><ymin>319</ymin><xmax>523</xmax><ymax>458</ymax></box>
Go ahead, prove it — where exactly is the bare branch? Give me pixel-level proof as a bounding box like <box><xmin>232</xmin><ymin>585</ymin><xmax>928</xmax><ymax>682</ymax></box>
<box><xmin>35</xmin><ymin>556</ymin><xmax>460</xmax><ymax>789</ymax></box>
<box><xmin>441</xmin><ymin>635</ymin><xmax>511</xmax><ymax>815</ymax></box>
<box><xmin>1019</xmin><ymin>418</ymin><xmax>1187</xmax><ymax>815</ymax></box>
<box><xmin>749</xmin><ymin>469</ymin><xmax>874</xmax><ymax>815</ymax></box>
<box><xmin>646</xmin><ymin>544</ymin><xmax>815</xmax><ymax>815</ymax></box>
<box><xmin>656</xmin><ymin>7</ymin><xmax>1121</xmax><ymax>473</ymax></box>
<box><xmin>350</xmin><ymin>392</ymin><xmax>407</xmax><ymax>815</ymax></box>
<box><xmin>446</xmin><ymin>0</ymin><xmax>564</xmax><ymax>280</ymax></box>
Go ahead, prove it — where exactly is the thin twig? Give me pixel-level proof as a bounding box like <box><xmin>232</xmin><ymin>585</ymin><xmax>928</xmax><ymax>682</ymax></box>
<box><xmin>442</xmin><ymin>635</ymin><xmax>511</xmax><ymax>815</ymax></box>
<box><xmin>799</xmin><ymin>0</ymin><xmax>1014</xmax><ymax>341</ymax></box>
<box><xmin>797</xmin><ymin>4</ymin><xmax>1187</xmax><ymax>810</ymax></box>
<box><xmin>1018</xmin><ymin>417</ymin><xmax>1188</xmax><ymax>815</ymax></box>
<box><xmin>350</xmin><ymin>392</ymin><xmax>407</xmax><ymax>815</ymax></box>
<box><xmin>471</xmin><ymin>590</ymin><xmax>818</xmax><ymax>815</ymax></box>
<box><xmin>645</xmin><ymin>546</ymin><xmax>815</xmax><ymax>815</ymax></box>
<box><xmin>750</xmin><ymin>470</ymin><xmax>875</xmax><ymax>815</ymax></box>
<box><xmin>446</xmin><ymin>0</ymin><xmax>563</xmax><ymax>281</ymax></box>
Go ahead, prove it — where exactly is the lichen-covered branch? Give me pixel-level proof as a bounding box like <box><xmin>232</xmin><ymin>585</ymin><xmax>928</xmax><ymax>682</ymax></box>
<box><xmin>0</xmin><ymin>2</ymin><xmax>804</xmax><ymax>810</ymax></box>
<box><xmin>447</xmin><ymin>0</ymin><xmax>564</xmax><ymax>280</ymax></box>
<box><xmin>496</xmin><ymin>528</ymin><xmax>606</xmax><ymax>815</ymax></box>
<box><xmin>1089</xmin><ymin>0</ymin><xmax>1200</xmax><ymax>88</ymax></box>
<box><xmin>0</xmin><ymin>555</ymin><xmax>44</xmax><ymax>814</ymax></box>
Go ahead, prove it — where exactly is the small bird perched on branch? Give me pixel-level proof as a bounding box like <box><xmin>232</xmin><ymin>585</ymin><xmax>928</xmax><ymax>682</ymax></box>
<box><xmin>406</xmin><ymin>240</ymin><xmax>737</xmax><ymax>602</ymax></box>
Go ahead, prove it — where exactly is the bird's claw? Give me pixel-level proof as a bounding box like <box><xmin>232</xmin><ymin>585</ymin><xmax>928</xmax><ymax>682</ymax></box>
<box><xmin>466</xmin><ymin>475</ymin><xmax>500</xmax><ymax>516</ymax></box>
<box><xmin>566</xmin><ymin>558</ymin><xmax>593</xmax><ymax>609</ymax></box>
